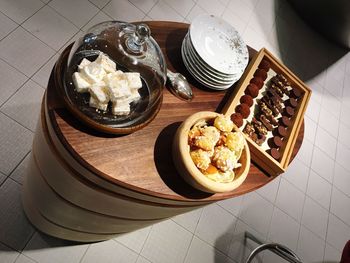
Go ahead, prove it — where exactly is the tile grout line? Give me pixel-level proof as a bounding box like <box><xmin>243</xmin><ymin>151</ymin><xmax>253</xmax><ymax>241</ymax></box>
<box><xmin>78</xmin><ymin>243</ymin><xmax>91</xmax><ymax>263</ymax></box>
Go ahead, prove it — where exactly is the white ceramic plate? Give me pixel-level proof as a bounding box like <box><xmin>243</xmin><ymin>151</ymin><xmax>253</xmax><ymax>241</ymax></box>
<box><xmin>189</xmin><ymin>14</ymin><xmax>249</xmax><ymax>75</ymax></box>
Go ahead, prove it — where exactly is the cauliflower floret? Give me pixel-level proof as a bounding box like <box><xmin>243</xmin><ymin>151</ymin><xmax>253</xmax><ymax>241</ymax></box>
<box><xmin>212</xmin><ymin>146</ymin><xmax>238</xmax><ymax>172</ymax></box>
<box><xmin>201</xmin><ymin>126</ymin><xmax>220</xmax><ymax>145</ymax></box>
<box><xmin>190</xmin><ymin>149</ymin><xmax>211</xmax><ymax>171</ymax></box>
<box><xmin>225</xmin><ymin>132</ymin><xmax>245</xmax><ymax>159</ymax></box>
<box><xmin>193</xmin><ymin>135</ymin><xmax>216</xmax><ymax>151</ymax></box>
<box><xmin>214</xmin><ymin>115</ymin><xmax>234</xmax><ymax>132</ymax></box>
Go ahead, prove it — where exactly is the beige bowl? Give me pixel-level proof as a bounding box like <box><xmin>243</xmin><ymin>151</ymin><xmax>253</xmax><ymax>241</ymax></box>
<box><xmin>172</xmin><ymin>111</ymin><xmax>251</xmax><ymax>193</ymax></box>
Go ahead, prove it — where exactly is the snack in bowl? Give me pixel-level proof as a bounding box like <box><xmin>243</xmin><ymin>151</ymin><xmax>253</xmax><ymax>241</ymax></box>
<box><xmin>173</xmin><ymin>111</ymin><xmax>250</xmax><ymax>193</ymax></box>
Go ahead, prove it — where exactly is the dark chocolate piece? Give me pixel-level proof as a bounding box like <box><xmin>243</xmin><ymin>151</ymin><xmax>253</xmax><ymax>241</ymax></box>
<box><xmin>236</xmin><ymin>104</ymin><xmax>250</xmax><ymax>118</ymax></box>
<box><xmin>291</xmin><ymin>87</ymin><xmax>302</xmax><ymax>98</ymax></box>
<box><xmin>250</xmin><ymin>77</ymin><xmax>264</xmax><ymax>89</ymax></box>
<box><xmin>240</xmin><ymin>94</ymin><xmax>254</xmax><ymax>107</ymax></box>
<box><xmin>267</xmin><ymin>87</ymin><xmax>283</xmax><ymax>101</ymax></box>
<box><xmin>252</xmin><ymin>117</ymin><xmax>268</xmax><ymax>136</ymax></box>
<box><xmin>277</xmin><ymin>126</ymin><xmax>287</xmax><ymax>137</ymax></box>
<box><xmin>270</xmin><ymin>148</ymin><xmax>281</xmax><ymax>160</ymax></box>
<box><xmin>262</xmin><ymin>96</ymin><xmax>280</xmax><ymax>116</ymax></box>
<box><xmin>231</xmin><ymin>113</ymin><xmax>243</xmax><ymax>128</ymax></box>
<box><xmin>281</xmin><ymin>116</ymin><xmax>291</xmax><ymax>127</ymax></box>
<box><xmin>245</xmin><ymin>83</ymin><xmax>259</xmax><ymax>98</ymax></box>
<box><xmin>258</xmin><ymin>59</ymin><xmax>270</xmax><ymax>71</ymax></box>
<box><xmin>260</xmin><ymin>114</ymin><xmax>273</xmax><ymax>131</ymax></box>
<box><xmin>285</xmin><ymin>106</ymin><xmax>295</xmax><ymax>117</ymax></box>
<box><xmin>288</xmin><ymin>98</ymin><xmax>298</xmax><ymax>108</ymax></box>
<box><xmin>254</xmin><ymin>68</ymin><xmax>267</xmax><ymax>80</ymax></box>
<box><xmin>268</xmin><ymin>136</ymin><xmax>283</xmax><ymax>148</ymax></box>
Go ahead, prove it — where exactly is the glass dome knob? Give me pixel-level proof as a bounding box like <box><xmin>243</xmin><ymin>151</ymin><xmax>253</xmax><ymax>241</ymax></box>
<box><xmin>126</xmin><ymin>24</ymin><xmax>151</xmax><ymax>54</ymax></box>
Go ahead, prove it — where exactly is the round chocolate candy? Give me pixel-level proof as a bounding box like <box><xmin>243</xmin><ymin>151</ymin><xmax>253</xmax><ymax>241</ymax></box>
<box><xmin>245</xmin><ymin>83</ymin><xmax>259</xmax><ymax>98</ymax></box>
<box><xmin>254</xmin><ymin>68</ymin><xmax>268</xmax><ymax>80</ymax></box>
<box><xmin>288</xmin><ymin>98</ymin><xmax>298</xmax><ymax>108</ymax></box>
<box><xmin>235</xmin><ymin>104</ymin><xmax>250</xmax><ymax>119</ymax></box>
<box><xmin>250</xmin><ymin>77</ymin><xmax>264</xmax><ymax>89</ymax></box>
<box><xmin>284</xmin><ymin>106</ymin><xmax>295</xmax><ymax>117</ymax></box>
<box><xmin>231</xmin><ymin>113</ymin><xmax>243</xmax><ymax>128</ymax></box>
<box><xmin>268</xmin><ymin>136</ymin><xmax>283</xmax><ymax>148</ymax></box>
<box><xmin>291</xmin><ymin>87</ymin><xmax>302</xmax><ymax>98</ymax></box>
<box><xmin>270</xmin><ymin>148</ymin><xmax>281</xmax><ymax>160</ymax></box>
<box><xmin>240</xmin><ymin>94</ymin><xmax>254</xmax><ymax>107</ymax></box>
<box><xmin>258</xmin><ymin>59</ymin><xmax>270</xmax><ymax>71</ymax></box>
<box><xmin>277</xmin><ymin>125</ymin><xmax>287</xmax><ymax>137</ymax></box>
<box><xmin>281</xmin><ymin>116</ymin><xmax>291</xmax><ymax>127</ymax></box>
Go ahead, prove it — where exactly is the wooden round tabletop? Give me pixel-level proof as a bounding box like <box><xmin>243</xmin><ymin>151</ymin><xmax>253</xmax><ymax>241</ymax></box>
<box><xmin>45</xmin><ymin>21</ymin><xmax>304</xmax><ymax>202</ymax></box>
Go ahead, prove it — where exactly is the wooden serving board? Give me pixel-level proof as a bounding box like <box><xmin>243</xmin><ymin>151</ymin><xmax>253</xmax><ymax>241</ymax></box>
<box><xmin>46</xmin><ymin>21</ymin><xmax>304</xmax><ymax>202</ymax></box>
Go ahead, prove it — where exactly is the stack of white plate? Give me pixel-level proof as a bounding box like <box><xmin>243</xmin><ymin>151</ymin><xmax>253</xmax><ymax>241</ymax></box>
<box><xmin>182</xmin><ymin>14</ymin><xmax>249</xmax><ymax>90</ymax></box>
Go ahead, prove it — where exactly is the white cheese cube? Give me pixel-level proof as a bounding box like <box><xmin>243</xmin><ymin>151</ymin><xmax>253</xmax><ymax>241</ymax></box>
<box><xmin>78</xmin><ymin>58</ymin><xmax>91</xmax><ymax>71</ymax></box>
<box><xmin>89</xmin><ymin>85</ymin><xmax>109</xmax><ymax>103</ymax></box>
<box><xmin>72</xmin><ymin>72</ymin><xmax>90</xmax><ymax>93</ymax></box>
<box><xmin>95</xmin><ymin>53</ymin><xmax>116</xmax><ymax>73</ymax></box>
<box><xmin>128</xmin><ymin>88</ymin><xmax>141</xmax><ymax>103</ymax></box>
<box><xmin>112</xmin><ymin>100</ymin><xmax>130</xmax><ymax>115</ymax></box>
<box><xmin>89</xmin><ymin>96</ymin><xmax>108</xmax><ymax>111</ymax></box>
<box><xmin>125</xmin><ymin>72</ymin><xmax>142</xmax><ymax>89</ymax></box>
<box><xmin>80</xmin><ymin>61</ymin><xmax>106</xmax><ymax>84</ymax></box>
<box><xmin>104</xmin><ymin>72</ymin><xmax>131</xmax><ymax>100</ymax></box>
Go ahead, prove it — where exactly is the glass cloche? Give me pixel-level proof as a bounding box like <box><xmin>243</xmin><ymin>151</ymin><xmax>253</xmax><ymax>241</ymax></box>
<box><xmin>59</xmin><ymin>21</ymin><xmax>167</xmax><ymax>134</ymax></box>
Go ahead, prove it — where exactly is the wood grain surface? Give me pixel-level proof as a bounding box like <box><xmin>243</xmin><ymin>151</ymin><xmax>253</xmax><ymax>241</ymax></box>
<box><xmin>46</xmin><ymin>21</ymin><xmax>304</xmax><ymax>202</ymax></box>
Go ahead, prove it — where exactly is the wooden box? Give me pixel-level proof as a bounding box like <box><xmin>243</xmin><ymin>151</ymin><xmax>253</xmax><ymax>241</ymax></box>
<box><xmin>222</xmin><ymin>48</ymin><xmax>311</xmax><ymax>176</ymax></box>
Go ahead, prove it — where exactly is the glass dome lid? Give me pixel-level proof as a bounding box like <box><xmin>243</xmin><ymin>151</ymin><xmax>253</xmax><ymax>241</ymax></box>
<box><xmin>58</xmin><ymin>21</ymin><xmax>167</xmax><ymax>134</ymax></box>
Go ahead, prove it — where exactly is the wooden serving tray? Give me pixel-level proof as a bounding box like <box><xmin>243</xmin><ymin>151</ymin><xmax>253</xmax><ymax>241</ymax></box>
<box><xmin>222</xmin><ymin>48</ymin><xmax>311</xmax><ymax>176</ymax></box>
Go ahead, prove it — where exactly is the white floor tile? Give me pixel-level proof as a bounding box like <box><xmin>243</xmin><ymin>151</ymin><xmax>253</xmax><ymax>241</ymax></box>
<box><xmin>148</xmin><ymin>1</ymin><xmax>183</xmax><ymax>22</ymax></box>
<box><xmin>184</xmin><ymin>236</ymin><xmax>230</xmax><ymax>263</ymax></box>
<box><xmin>324</xmin><ymin>72</ymin><xmax>344</xmax><ymax>99</ymax></box>
<box><xmin>164</xmin><ymin>0</ymin><xmax>195</xmax><ymax>18</ymax></box>
<box><xmin>301</xmin><ymin>196</ymin><xmax>329</xmax><ymax>240</ymax></box>
<box><xmin>103</xmin><ymin>0</ymin><xmax>145</xmax><ymax>22</ymax></box>
<box><xmin>0</xmin><ymin>242</ymin><xmax>19</xmax><ymax>263</ymax></box>
<box><xmin>239</xmin><ymin>192</ymin><xmax>274</xmax><ymax>237</ymax></box>
<box><xmin>330</xmin><ymin>187</ymin><xmax>350</xmax><ymax>226</ymax></box>
<box><xmin>297</xmin><ymin>226</ymin><xmax>325</xmax><ymax>263</ymax></box>
<box><xmin>307</xmin><ymin>170</ymin><xmax>332</xmax><ymax>210</ymax></box>
<box><xmin>227</xmin><ymin>0</ymin><xmax>254</xmax><ymax>24</ymax></box>
<box><xmin>255</xmin><ymin>176</ymin><xmax>280</xmax><ymax>204</ymax></box>
<box><xmin>305</xmin><ymin>98</ymin><xmax>321</xmax><ymax>122</ymax></box>
<box><xmin>136</xmin><ymin>256</ymin><xmax>152</xmax><ymax>263</ymax></box>
<box><xmin>1</xmin><ymin>80</ymin><xmax>44</xmax><ymax>131</ymax></box>
<box><xmin>295</xmin><ymin>138</ymin><xmax>313</xmax><ymax>167</ymax></box>
<box><xmin>141</xmin><ymin>219</ymin><xmax>192</xmax><ymax>263</ymax></box>
<box><xmin>275</xmin><ymin>178</ymin><xmax>305</xmax><ymax>222</ymax></box>
<box><xmin>195</xmin><ymin>204</ymin><xmax>236</xmax><ymax>254</ymax></box>
<box><xmin>128</xmin><ymin>0</ymin><xmax>158</xmax><ymax>14</ymax></box>
<box><xmin>88</xmin><ymin>0</ymin><xmax>111</xmax><ymax>9</ymax></box>
<box><xmin>185</xmin><ymin>4</ymin><xmax>207</xmax><ymax>22</ymax></box>
<box><xmin>49</xmin><ymin>0</ymin><xmax>99</xmax><ymax>28</ymax></box>
<box><xmin>333</xmin><ymin>162</ymin><xmax>350</xmax><ymax>198</ymax></box>
<box><xmin>318</xmin><ymin>107</ymin><xmax>339</xmax><ymax>139</ymax></box>
<box><xmin>217</xmin><ymin>195</ymin><xmax>243</xmax><ymax>218</ymax></box>
<box><xmin>326</xmin><ymin>213</ymin><xmax>350</xmax><ymax>251</ymax></box>
<box><xmin>311</xmin><ymin>146</ymin><xmax>335</xmax><ymax>183</ymax></box>
<box><xmin>338</xmin><ymin>122</ymin><xmax>350</xmax><ymax>150</ymax></box>
<box><xmin>82</xmin><ymin>240</ymin><xmax>137</xmax><ymax>263</ymax></box>
<box><xmin>81</xmin><ymin>11</ymin><xmax>112</xmax><ymax>32</ymax></box>
<box><xmin>0</xmin><ymin>179</ymin><xmax>35</xmax><ymax>251</ymax></box>
<box><xmin>336</xmin><ymin>141</ymin><xmax>350</xmax><ymax>172</ymax></box>
<box><xmin>282</xmin><ymin>158</ymin><xmax>309</xmax><ymax>192</ymax></box>
<box><xmin>197</xmin><ymin>0</ymin><xmax>225</xmax><ymax>17</ymax></box>
<box><xmin>0</xmin><ymin>59</ymin><xmax>27</xmax><ymax>106</ymax></box>
<box><xmin>228</xmin><ymin>219</ymin><xmax>265</xmax><ymax>263</ymax></box>
<box><xmin>23</xmin><ymin>6</ymin><xmax>79</xmax><ymax>51</ymax></box>
<box><xmin>9</xmin><ymin>152</ymin><xmax>30</xmax><ymax>185</ymax></box>
<box><xmin>303</xmin><ymin>116</ymin><xmax>317</xmax><ymax>143</ymax></box>
<box><xmin>172</xmin><ymin>208</ymin><xmax>202</xmax><ymax>233</ymax></box>
<box><xmin>114</xmin><ymin>226</ymin><xmax>152</xmax><ymax>253</ymax></box>
<box><xmin>340</xmin><ymin>104</ymin><xmax>350</xmax><ymax>128</ymax></box>
<box><xmin>0</xmin><ymin>113</ymin><xmax>33</xmax><ymax>175</ymax></box>
<box><xmin>305</xmin><ymin>79</ymin><xmax>324</xmax><ymax>104</ymax></box>
<box><xmin>0</xmin><ymin>27</ymin><xmax>55</xmax><ymax>77</ymax></box>
<box><xmin>0</xmin><ymin>0</ymin><xmax>44</xmax><ymax>24</ymax></box>
<box><xmin>322</xmin><ymin>90</ymin><xmax>342</xmax><ymax>119</ymax></box>
<box><xmin>31</xmin><ymin>53</ymin><xmax>59</xmax><ymax>88</ymax></box>
<box><xmin>0</xmin><ymin>12</ymin><xmax>17</xmax><ymax>40</ymax></box>
<box><xmin>267</xmin><ymin>207</ymin><xmax>300</xmax><ymax>251</ymax></box>
<box><xmin>15</xmin><ymin>254</ymin><xmax>36</xmax><ymax>263</ymax></box>
<box><xmin>315</xmin><ymin>126</ymin><xmax>337</xmax><ymax>159</ymax></box>
<box><xmin>23</xmin><ymin>232</ymin><xmax>89</xmax><ymax>263</ymax></box>
<box><xmin>221</xmin><ymin>9</ymin><xmax>247</xmax><ymax>36</ymax></box>
<box><xmin>323</xmin><ymin>243</ymin><xmax>342</xmax><ymax>263</ymax></box>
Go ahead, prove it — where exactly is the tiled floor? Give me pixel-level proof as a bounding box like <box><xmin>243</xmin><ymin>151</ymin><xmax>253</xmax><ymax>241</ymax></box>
<box><xmin>0</xmin><ymin>0</ymin><xmax>349</xmax><ymax>262</ymax></box>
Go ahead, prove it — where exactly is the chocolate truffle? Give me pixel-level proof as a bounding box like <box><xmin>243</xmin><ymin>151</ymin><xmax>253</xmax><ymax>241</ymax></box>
<box><xmin>230</xmin><ymin>113</ymin><xmax>244</xmax><ymax>128</ymax></box>
<box><xmin>277</xmin><ymin>125</ymin><xmax>287</xmax><ymax>137</ymax></box>
<box><xmin>258</xmin><ymin>59</ymin><xmax>270</xmax><ymax>71</ymax></box>
<box><xmin>245</xmin><ymin>83</ymin><xmax>259</xmax><ymax>98</ymax></box>
<box><xmin>250</xmin><ymin>77</ymin><xmax>264</xmax><ymax>89</ymax></box>
<box><xmin>287</xmin><ymin>98</ymin><xmax>298</xmax><ymax>108</ymax></box>
<box><xmin>291</xmin><ymin>87</ymin><xmax>302</xmax><ymax>98</ymax></box>
<box><xmin>269</xmin><ymin>148</ymin><xmax>281</xmax><ymax>160</ymax></box>
<box><xmin>240</xmin><ymin>94</ymin><xmax>254</xmax><ymax>107</ymax></box>
<box><xmin>284</xmin><ymin>106</ymin><xmax>295</xmax><ymax>117</ymax></box>
<box><xmin>235</xmin><ymin>103</ymin><xmax>250</xmax><ymax>119</ymax></box>
<box><xmin>280</xmin><ymin>116</ymin><xmax>291</xmax><ymax>127</ymax></box>
<box><xmin>254</xmin><ymin>68</ymin><xmax>268</xmax><ymax>80</ymax></box>
<box><xmin>268</xmin><ymin>136</ymin><xmax>283</xmax><ymax>148</ymax></box>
